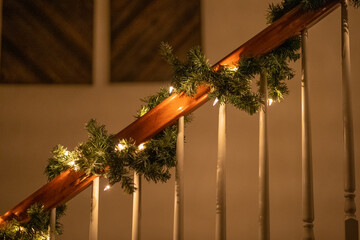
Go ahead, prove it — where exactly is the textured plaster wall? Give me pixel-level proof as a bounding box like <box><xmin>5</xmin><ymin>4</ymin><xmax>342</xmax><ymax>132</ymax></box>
<box><xmin>1</xmin><ymin>1</ymin><xmax>360</xmax><ymax>239</ymax></box>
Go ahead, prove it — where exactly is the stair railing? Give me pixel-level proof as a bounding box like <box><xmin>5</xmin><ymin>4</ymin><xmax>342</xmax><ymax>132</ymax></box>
<box><xmin>1</xmin><ymin>1</ymin><xmax>357</xmax><ymax>240</ymax></box>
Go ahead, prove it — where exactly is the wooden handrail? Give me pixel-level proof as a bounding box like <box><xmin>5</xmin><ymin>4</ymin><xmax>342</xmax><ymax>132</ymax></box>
<box><xmin>0</xmin><ymin>0</ymin><xmax>340</xmax><ymax>227</ymax></box>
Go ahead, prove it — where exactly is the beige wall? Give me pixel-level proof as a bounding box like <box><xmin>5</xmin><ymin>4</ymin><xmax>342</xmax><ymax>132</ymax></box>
<box><xmin>1</xmin><ymin>1</ymin><xmax>360</xmax><ymax>239</ymax></box>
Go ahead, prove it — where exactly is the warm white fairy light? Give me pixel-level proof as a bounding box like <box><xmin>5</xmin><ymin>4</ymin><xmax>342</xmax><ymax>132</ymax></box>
<box><xmin>213</xmin><ymin>97</ymin><xmax>219</xmax><ymax>106</ymax></box>
<box><xmin>229</xmin><ymin>66</ymin><xmax>238</xmax><ymax>71</ymax></box>
<box><xmin>138</xmin><ymin>143</ymin><xmax>145</xmax><ymax>151</ymax></box>
<box><xmin>268</xmin><ymin>98</ymin><xmax>273</xmax><ymax>106</ymax></box>
<box><xmin>104</xmin><ymin>185</ymin><xmax>111</xmax><ymax>191</ymax></box>
<box><xmin>117</xmin><ymin>143</ymin><xmax>125</xmax><ymax>151</ymax></box>
<box><xmin>64</xmin><ymin>151</ymin><xmax>69</xmax><ymax>156</ymax></box>
<box><xmin>169</xmin><ymin>86</ymin><xmax>175</xmax><ymax>94</ymax></box>
<box><xmin>68</xmin><ymin>159</ymin><xmax>79</xmax><ymax>171</ymax></box>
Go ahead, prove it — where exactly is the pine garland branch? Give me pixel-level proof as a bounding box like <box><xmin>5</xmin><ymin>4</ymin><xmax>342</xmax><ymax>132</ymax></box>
<box><xmin>45</xmin><ymin>89</ymin><xmax>192</xmax><ymax>195</ymax></box>
<box><xmin>267</xmin><ymin>0</ymin><xmax>359</xmax><ymax>24</ymax></box>
<box><xmin>161</xmin><ymin>38</ymin><xmax>301</xmax><ymax>113</ymax></box>
<box><xmin>0</xmin><ymin>203</ymin><xmax>66</xmax><ymax>239</ymax></box>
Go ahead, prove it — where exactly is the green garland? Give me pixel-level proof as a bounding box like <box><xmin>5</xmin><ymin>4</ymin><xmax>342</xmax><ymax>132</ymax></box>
<box><xmin>3</xmin><ymin>0</ymin><xmax>358</xmax><ymax>238</ymax></box>
<box><xmin>45</xmin><ymin>88</ymin><xmax>190</xmax><ymax>194</ymax></box>
<box><xmin>161</xmin><ymin>0</ymin><xmax>359</xmax><ymax>114</ymax></box>
<box><xmin>0</xmin><ymin>204</ymin><xmax>66</xmax><ymax>240</ymax></box>
<box><xmin>267</xmin><ymin>0</ymin><xmax>359</xmax><ymax>24</ymax></box>
<box><xmin>160</xmin><ymin>43</ymin><xmax>262</xmax><ymax>114</ymax></box>
<box><xmin>32</xmin><ymin>88</ymin><xmax>190</xmax><ymax>239</ymax></box>
<box><xmin>160</xmin><ymin>37</ymin><xmax>300</xmax><ymax>114</ymax></box>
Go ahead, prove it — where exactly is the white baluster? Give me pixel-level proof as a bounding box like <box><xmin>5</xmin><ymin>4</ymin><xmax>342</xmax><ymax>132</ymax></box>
<box><xmin>259</xmin><ymin>71</ymin><xmax>270</xmax><ymax>240</ymax></box>
<box><xmin>341</xmin><ymin>1</ymin><xmax>358</xmax><ymax>239</ymax></box>
<box><xmin>215</xmin><ymin>103</ymin><xmax>226</xmax><ymax>240</ymax></box>
<box><xmin>173</xmin><ymin>116</ymin><xmax>185</xmax><ymax>240</ymax></box>
<box><xmin>301</xmin><ymin>30</ymin><xmax>315</xmax><ymax>240</ymax></box>
<box><xmin>49</xmin><ymin>208</ymin><xmax>56</xmax><ymax>240</ymax></box>
<box><xmin>132</xmin><ymin>173</ymin><xmax>142</xmax><ymax>240</ymax></box>
<box><xmin>89</xmin><ymin>178</ymin><xmax>99</xmax><ymax>240</ymax></box>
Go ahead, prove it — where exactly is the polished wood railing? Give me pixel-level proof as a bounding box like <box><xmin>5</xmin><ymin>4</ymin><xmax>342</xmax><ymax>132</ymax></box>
<box><xmin>0</xmin><ymin>0</ymin><xmax>341</xmax><ymax>227</ymax></box>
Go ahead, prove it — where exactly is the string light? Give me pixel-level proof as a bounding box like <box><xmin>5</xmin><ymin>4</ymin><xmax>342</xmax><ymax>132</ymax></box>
<box><xmin>169</xmin><ymin>86</ymin><xmax>175</xmax><ymax>94</ymax></box>
<box><xmin>104</xmin><ymin>185</ymin><xmax>111</xmax><ymax>191</ymax></box>
<box><xmin>229</xmin><ymin>66</ymin><xmax>238</xmax><ymax>71</ymax></box>
<box><xmin>138</xmin><ymin>143</ymin><xmax>145</xmax><ymax>151</ymax></box>
<box><xmin>68</xmin><ymin>160</ymin><xmax>79</xmax><ymax>170</ymax></box>
<box><xmin>268</xmin><ymin>98</ymin><xmax>273</xmax><ymax>106</ymax></box>
<box><xmin>117</xmin><ymin>143</ymin><xmax>125</xmax><ymax>151</ymax></box>
<box><xmin>64</xmin><ymin>151</ymin><xmax>69</xmax><ymax>156</ymax></box>
<box><xmin>213</xmin><ymin>97</ymin><xmax>219</xmax><ymax>106</ymax></box>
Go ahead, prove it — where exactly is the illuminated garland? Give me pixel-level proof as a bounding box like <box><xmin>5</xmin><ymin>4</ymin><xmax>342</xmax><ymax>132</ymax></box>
<box><xmin>45</xmin><ymin>88</ymin><xmax>191</xmax><ymax>194</ymax></box>
<box><xmin>0</xmin><ymin>88</ymin><xmax>189</xmax><ymax>239</ymax></box>
<box><xmin>161</xmin><ymin>0</ymin><xmax>359</xmax><ymax>114</ymax></box>
<box><xmin>0</xmin><ymin>204</ymin><xmax>66</xmax><ymax>240</ymax></box>
<box><xmin>2</xmin><ymin>1</ymin><xmax>358</xmax><ymax>239</ymax></box>
<box><xmin>160</xmin><ymin>37</ymin><xmax>300</xmax><ymax>114</ymax></box>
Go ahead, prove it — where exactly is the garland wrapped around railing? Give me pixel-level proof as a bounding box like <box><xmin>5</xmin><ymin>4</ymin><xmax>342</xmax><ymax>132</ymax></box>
<box><xmin>160</xmin><ymin>36</ymin><xmax>300</xmax><ymax>114</ymax></box>
<box><xmin>161</xmin><ymin>0</ymin><xmax>359</xmax><ymax>112</ymax></box>
<box><xmin>44</xmin><ymin>88</ymin><xmax>192</xmax><ymax>194</ymax></box>
<box><xmin>0</xmin><ymin>0</ymin><xmax>358</xmax><ymax>239</ymax></box>
<box><xmin>0</xmin><ymin>204</ymin><xmax>65</xmax><ymax>240</ymax></box>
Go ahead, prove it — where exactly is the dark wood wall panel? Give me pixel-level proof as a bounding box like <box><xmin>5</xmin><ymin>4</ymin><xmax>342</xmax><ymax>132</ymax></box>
<box><xmin>1</xmin><ymin>0</ymin><xmax>93</xmax><ymax>84</ymax></box>
<box><xmin>111</xmin><ymin>0</ymin><xmax>201</xmax><ymax>83</ymax></box>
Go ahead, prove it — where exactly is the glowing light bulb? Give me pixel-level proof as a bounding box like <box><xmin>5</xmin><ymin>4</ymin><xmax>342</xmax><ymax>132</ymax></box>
<box><xmin>64</xmin><ymin>151</ymin><xmax>69</xmax><ymax>156</ymax></box>
<box><xmin>229</xmin><ymin>66</ymin><xmax>238</xmax><ymax>71</ymax></box>
<box><xmin>268</xmin><ymin>98</ymin><xmax>273</xmax><ymax>106</ymax></box>
<box><xmin>169</xmin><ymin>86</ymin><xmax>175</xmax><ymax>94</ymax></box>
<box><xmin>138</xmin><ymin>143</ymin><xmax>145</xmax><ymax>151</ymax></box>
<box><xmin>117</xmin><ymin>143</ymin><xmax>125</xmax><ymax>151</ymax></box>
<box><xmin>104</xmin><ymin>185</ymin><xmax>111</xmax><ymax>191</ymax></box>
<box><xmin>68</xmin><ymin>160</ymin><xmax>75</xmax><ymax>166</ymax></box>
<box><xmin>213</xmin><ymin>97</ymin><xmax>219</xmax><ymax>106</ymax></box>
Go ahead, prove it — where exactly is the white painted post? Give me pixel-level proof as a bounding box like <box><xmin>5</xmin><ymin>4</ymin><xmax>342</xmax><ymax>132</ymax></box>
<box><xmin>341</xmin><ymin>1</ymin><xmax>359</xmax><ymax>239</ymax></box>
<box><xmin>49</xmin><ymin>208</ymin><xmax>56</xmax><ymax>240</ymax></box>
<box><xmin>93</xmin><ymin>0</ymin><xmax>110</xmax><ymax>87</ymax></box>
<box><xmin>173</xmin><ymin>116</ymin><xmax>185</xmax><ymax>240</ymax></box>
<box><xmin>89</xmin><ymin>178</ymin><xmax>99</xmax><ymax>240</ymax></box>
<box><xmin>259</xmin><ymin>71</ymin><xmax>269</xmax><ymax>240</ymax></box>
<box><xmin>301</xmin><ymin>30</ymin><xmax>315</xmax><ymax>240</ymax></box>
<box><xmin>215</xmin><ymin>103</ymin><xmax>226</xmax><ymax>240</ymax></box>
<box><xmin>132</xmin><ymin>173</ymin><xmax>142</xmax><ymax>240</ymax></box>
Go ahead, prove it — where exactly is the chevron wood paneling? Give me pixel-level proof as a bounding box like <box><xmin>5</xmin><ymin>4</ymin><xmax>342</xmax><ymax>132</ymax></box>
<box><xmin>1</xmin><ymin>0</ymin><xmax>93</xmax><ymax>84</ymax></box>
<box><xmin>111</xmin><ymin>0</ymin><xmax>201</xmax><ymax>83</ymax></box>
